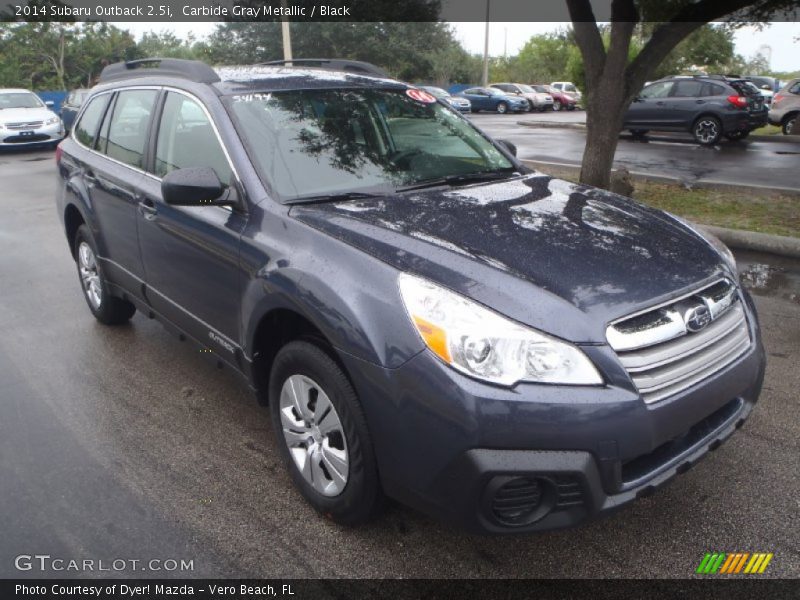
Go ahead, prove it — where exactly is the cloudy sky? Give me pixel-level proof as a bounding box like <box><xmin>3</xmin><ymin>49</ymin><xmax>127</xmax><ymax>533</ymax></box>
<box><xmin>117</xmin><ymin>21</ymin><xmax>799</xmax><ymax>72</ymax></box>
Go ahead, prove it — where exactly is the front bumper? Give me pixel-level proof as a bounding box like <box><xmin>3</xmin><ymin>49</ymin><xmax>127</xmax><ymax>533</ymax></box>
<box><xmin>341</xmin><ymin>291</ymin><xmax>766</xmax><ymax>533</ymax></box>
<box><xmin>0</xmin><ymin>121</ymin><xmax>64</xmax><ymax>146</ymax></box>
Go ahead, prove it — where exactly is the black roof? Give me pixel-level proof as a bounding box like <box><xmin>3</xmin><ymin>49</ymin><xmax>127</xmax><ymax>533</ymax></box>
<box><xmin>96</xmin><ymin>57</ymin><xmax>404</xmax><ymax>95</ymax></box>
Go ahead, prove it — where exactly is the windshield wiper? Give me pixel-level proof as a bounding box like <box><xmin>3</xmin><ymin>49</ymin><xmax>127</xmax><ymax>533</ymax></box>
<box><xmin>398</xmin><ymin>169</ymin><xmax>518</xmax><ymax>192</ymax></box>
<box><xmin>285</xmin><ymin>191</ymin><xmax>387</xmax><ymax>206</ymax></box>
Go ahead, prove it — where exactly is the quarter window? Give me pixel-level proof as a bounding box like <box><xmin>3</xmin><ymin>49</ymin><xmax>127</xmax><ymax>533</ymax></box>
<box><xmin>154</xmin><ymin>92</ymin><xmax>232</xmax><ymax>184</ymax></box>
<box><xmin>73</xmin><ymin>95</ymin><xmax>109</xmax><ymax>148</ymax></box>
<box><xmin>101</xmin><ymin>90</ymin><xmax>157</xmax><ymax>169</ymax></box>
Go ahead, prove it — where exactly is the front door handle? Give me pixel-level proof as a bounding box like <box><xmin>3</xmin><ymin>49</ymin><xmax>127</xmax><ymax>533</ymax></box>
<box><xmin>138</xmin><ymin>198</ymin><xmax>158</xmax><ymax>220</ymax></box>
<box><xmin>695</xmin><ymin>99</ymin><xmax>706</xmax><ymax>104</ymax></box>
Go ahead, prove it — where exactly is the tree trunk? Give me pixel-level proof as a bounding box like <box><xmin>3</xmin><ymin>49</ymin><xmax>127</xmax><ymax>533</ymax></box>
<box><xmin>580</xmin><ymin>90</ymin><xmax>627</xmax><ymax>189</ymax></box>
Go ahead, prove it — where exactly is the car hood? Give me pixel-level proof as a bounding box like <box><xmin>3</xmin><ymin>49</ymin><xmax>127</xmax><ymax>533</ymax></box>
<box><xmin>291</xmin><ymin>174</ymin><xmax>728</xmax><ymax>342</ymax></box>
<box><xmin>0</xmin><ymin>107</ymin><xmax>56</xmax><ymax>123</ymax></box>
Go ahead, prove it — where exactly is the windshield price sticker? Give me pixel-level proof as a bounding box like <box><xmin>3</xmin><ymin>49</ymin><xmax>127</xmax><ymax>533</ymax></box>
<box><xmin>406</xmin><ymin>89</ymin><xmax>437</xmax><ymax>104</ymax></box>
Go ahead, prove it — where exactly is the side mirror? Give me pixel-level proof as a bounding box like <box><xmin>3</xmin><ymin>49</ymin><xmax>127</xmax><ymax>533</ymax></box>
<box><xmin>497</xmin><ymin>139</ymin><xmax>517</xmax><ymax>157</ymax></box>
<box><xmin>161</xmin><ymin>167</ymin><xmax>231</xmax><ymax>207</ymax></box>
<box><xmin>45</xmin><ymin>100</ymin><xmax>54</xmax><ymax>107</ymax></box>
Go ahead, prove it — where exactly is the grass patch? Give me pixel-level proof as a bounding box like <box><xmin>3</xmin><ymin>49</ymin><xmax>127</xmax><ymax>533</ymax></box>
<box><xmin>751</xmin><ymin>124</ymin><xmax>783</xmax><ymax>136</ymax></box>
<box><xmin>631</xmin><ymin>182</ymin><xmax>800</xmax><ymax>238</ymax></box>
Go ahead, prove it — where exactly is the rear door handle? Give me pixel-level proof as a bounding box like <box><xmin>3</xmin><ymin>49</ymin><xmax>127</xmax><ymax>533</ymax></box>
<box><xmin>696</xmin><ymin>100</ymin><xmax>706</xmax><ymax>104</ymax></box>
<box><xmin>138</xmin><ymin>198</ymin><xmax>158</xmax><ymax>219</ymax></box>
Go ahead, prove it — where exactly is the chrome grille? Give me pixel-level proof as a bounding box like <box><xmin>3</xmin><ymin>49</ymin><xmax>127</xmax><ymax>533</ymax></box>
<box><xmin>6</xmin><ymin>121</ymin><xmax>43</xmax><ymax>130</ymax></box>
<box><xmin>607</xmin><ymin>280</ymin><xmax>750</xmax><ymax>404</ymax></box>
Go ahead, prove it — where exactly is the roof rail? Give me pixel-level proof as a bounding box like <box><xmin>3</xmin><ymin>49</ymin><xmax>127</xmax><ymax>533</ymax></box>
<box><xmin>98</xmin><ymin>58</ymin><xmax>221</xmax><ymax>84</ymax></box>
<box><xmin>258</xmin><ymin>59</ymin><xmax>389</xmax><ymax>79</ymax></box>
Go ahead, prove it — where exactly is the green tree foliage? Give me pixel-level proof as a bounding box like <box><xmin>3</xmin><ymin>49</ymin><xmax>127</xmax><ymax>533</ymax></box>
<box><xmin>135</xmin><ymin>31</ymin><xmax>203</xmax><ymax>61</ymax></box>
<box><xmin>651</xmin><ymin>24</ymin><xmax>738</xmax><ymax>78</ymax></box>
<box><xmin>203</xmin><ymin>21</ymin><xmax>467</xmax><ymax>82</ymax></box>
<box><xmin>0</xmin><ymin>22</ymin><xmax>136</xmax><ymax>89</ymax></box>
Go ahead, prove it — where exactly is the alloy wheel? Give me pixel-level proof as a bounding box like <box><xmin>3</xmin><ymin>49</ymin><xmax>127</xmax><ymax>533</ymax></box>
<box><xmin>694</xmin><ymin>119</ymin><xmax>719</xmax><ymax>144</ymax></box>
<box><xmin>78</xmin><ymin>241</ymin><xmax>102</xmax><ymax>310</ymax></box>
<box><xmin>279</xmin><ymin>374</ymin><xmax>349</xmax><ymax>497</ymax></box>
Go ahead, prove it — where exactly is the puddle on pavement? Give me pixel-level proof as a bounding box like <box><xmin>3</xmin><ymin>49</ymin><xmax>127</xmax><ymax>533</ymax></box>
<box><xmin>735</xmin><ymin>249</ymin><xmax>800</xmax><ymax>305</ymax></box>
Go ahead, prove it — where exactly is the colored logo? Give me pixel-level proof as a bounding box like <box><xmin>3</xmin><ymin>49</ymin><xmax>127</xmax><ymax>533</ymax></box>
<box><xmin>696</xmin><ymin>552</ymin><xmax>773</xmax><ymax>574</ymax></box>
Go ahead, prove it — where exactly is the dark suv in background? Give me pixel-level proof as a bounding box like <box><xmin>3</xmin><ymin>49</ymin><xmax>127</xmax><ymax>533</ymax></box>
<box><xmin>56</xmin><ymin>59</ymin><xmax>765</xmax><ymax>533</ymax></box>
<box><xmin>624</xmin><ymin>75</ymin><xmax>768</xmax><ymax>144</ymax></box>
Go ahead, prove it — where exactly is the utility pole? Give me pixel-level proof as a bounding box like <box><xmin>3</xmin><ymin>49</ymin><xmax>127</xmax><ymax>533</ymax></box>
<box><xmin>481</xmin><ymin>0</ymin><xmax>490</xmax><ymax>86</ymax></box>
<box><xmin>281</xmin><ymin>0</ymin><xmax>293</xmax><ymax>63</ymax></box>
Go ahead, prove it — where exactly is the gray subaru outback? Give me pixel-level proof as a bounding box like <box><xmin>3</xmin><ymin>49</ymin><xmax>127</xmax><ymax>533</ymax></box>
<box><xmin>56</xmin><ymin>59</ymin><xmax>765</xmax><ymax>533</ymax></box>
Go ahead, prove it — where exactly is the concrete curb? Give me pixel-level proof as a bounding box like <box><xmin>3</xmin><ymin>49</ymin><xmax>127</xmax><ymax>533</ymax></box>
<box><xmin>699</xmin><ymin>225</ymin><xmax>800</xmax><ymax>260</ymax></box>
<box><xmin>520</xmin><ymin>159</ymin><xmax>800</xmax><ymax>197</ymax></box>
<box><xmin>516</xmin><ymin>120</ymin><xmax>800</xmax><ymax>143</ymax></box>
<box><xmin>519</xmin><ymin>159</ymin><xmax>800</xmax><ymax>259</ymax></box>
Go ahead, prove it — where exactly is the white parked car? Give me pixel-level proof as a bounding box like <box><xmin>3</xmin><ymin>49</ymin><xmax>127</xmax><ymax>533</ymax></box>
<box><xmin>490</xmin><ymin>83</ymin><xmax>553</xmax><ymax>111</ymax></box>
<box><xmin>550</xmin><ymin>81</ymin><xmax>583</xmax><ymax>106</ymax></box>
<box><xmin>0</xmin><ymin>89</ymin><xmax>64</xmax><ymax>148</ymax></box>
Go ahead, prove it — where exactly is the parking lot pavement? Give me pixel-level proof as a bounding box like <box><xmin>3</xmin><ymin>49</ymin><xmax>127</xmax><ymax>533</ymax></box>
<box><xmin>470</xmin><ymin>113</ymin><xmax>800</xmax><ymax>191</ymax></box>
<box><xmin>1</xmin><ymin>148</ymin><xmax>798</xmax><ymax>579</ymax></box>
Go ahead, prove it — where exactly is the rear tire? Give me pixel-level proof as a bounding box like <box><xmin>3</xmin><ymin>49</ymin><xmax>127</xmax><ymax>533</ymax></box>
<box><xmin>783</xmin><ymin>114</ymin><xmax>797</xmax><ymax>135</ymax></box>
<box><xmin>74</xmin><ymin>225</ymin><xmax>136</xmax><ymax>325</ymax></box>
<box><xmin>496</xmin><ymin>102</ymin><xmax>508</xmax><ymax>114</ymax></box>
<box><xmin>630</xmin><ymin>129</ymin><xmax>649</xmax><ymax>137</ymax></box>
<box><xmin>269</xmin><ymin>340</ymin><xmax>381</xmax><ymax>526</ymax></box>
<box><xmin>692</xmin><ymin>116</ymin><xmax>722</xmax><ymax>145</ymax></box>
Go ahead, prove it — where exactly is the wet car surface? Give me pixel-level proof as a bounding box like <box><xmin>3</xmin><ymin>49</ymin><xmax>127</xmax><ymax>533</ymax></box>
<box><xmin>1</xmin><ymin>148</ymin><xmax>798</xmax><ymax>578</ymax></box>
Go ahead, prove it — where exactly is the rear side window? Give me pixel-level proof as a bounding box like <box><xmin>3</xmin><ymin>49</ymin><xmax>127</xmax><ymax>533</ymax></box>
<box><xmin>101</xmin><ymin>90</ymin><xmax>157</xmax><ymax>169</ymax></box>
<box><xmin>671</xmin><ymin>80</ymin><xmax>703</xmax><ymax>97</ymax></box>
<box><xmin>789</xmin><ymin>82</ymin><xmax>800</xmax><ymax>95</ymax></box>
<box><xmin>73</xmin><ymin>95</ymin><xmax>109</xmax><ymax>148</ymax></box>
<box><xmin>700</xmin><ymin>83</ymin><xmax>726</xmax><ymax>97</ymax></box>
<box><xmin>153</xmin><ymin>92</ymin><xmax>232</xmax><ymax>185</ymax></box>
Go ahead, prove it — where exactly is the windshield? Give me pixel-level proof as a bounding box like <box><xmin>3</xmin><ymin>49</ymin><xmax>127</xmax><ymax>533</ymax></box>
<box><xmin>518</xmin><ymin>85</ymin><xmax>534</xmax><ymax>93</ymax></box>
<box><xmin>0</xmin><ymin>92</ymin><xmax>44</xmax><ymax>109</ymax></box>
<box><xmin>533</xmin><ymin>85</ymin><xmax>549</xmax><ymax>93</ymax></box>
<box><xmin>564</xmin><ymin>84</ymin><xmax>577</xmax><ymax>92</ymax></box>
<box><xmin>227</xmin><ymin>88</ymin><xmax>514</xmax><ymax>201</ymax></box>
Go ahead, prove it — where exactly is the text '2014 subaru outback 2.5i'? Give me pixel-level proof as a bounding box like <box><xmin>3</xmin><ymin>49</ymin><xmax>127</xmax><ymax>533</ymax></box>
<box><xmin>56</xmin><ymin>59</ymin><xmax>765</xmax><ymax>534</ymax></box>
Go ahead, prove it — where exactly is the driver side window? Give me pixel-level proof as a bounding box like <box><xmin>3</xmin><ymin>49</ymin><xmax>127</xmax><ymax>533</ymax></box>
<box><xmin>640</xmin><ymin>81</ymin><xmax>674</xmax><ymax>99</ymax></box>
<box><xmin>153</xmin><ymin>92</ymin><xmax>232</xmax><ymax>185</ymax></box>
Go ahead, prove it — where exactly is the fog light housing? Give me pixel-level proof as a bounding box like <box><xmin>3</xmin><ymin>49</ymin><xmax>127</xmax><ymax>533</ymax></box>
<box><xmin>485</xmin><ymin>476</ymin><xmax>555</xmax><ymax>526</ymax></box>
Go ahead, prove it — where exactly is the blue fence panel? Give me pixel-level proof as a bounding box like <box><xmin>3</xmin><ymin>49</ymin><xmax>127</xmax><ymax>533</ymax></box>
<box><xmin>447</xmin><ymin>84</ymin><xmax>475</xmax><ymax>95</ymax></box>
<box><xmin>37</xmin><ymin>91</ymin><xmax>68</xmax><ymax>113</ymax></box>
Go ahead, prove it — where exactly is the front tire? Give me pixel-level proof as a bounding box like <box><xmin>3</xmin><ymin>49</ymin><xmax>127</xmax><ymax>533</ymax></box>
<box><xmin>693</xmin><ymin>116</ymin><xmax>722</xmax><ymax>145</ymax></box>
<box><xmin>74</xmin><ymin>225</ymin><xmax>135</xmax><ymax>325</ymax></box>
<box><xmin>496</xmin><ymin>102</ymin><xmax>508</xmax><ymax>114</ymax></box>
<box><xmin>269</xmin><ymin>341</ymin><xmax>381</xmax><ymax>526</ymax></box>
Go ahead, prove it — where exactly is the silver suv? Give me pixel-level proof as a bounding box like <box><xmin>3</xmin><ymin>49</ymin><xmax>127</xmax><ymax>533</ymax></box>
<box><xmin>768</xmin><ymin>78</ymin><xmax>799</xmax><ymax>135</ymax></box>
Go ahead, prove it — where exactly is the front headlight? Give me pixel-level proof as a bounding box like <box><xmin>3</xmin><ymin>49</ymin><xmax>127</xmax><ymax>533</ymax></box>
<box><xmin>398</xmin><ymin>273</ymin><xmax>603</xmax><ymax>386</ymax></box>
<box><xmin>45</xmin><ymin>116</ymin><xmax>60</xmax><ymax>126</ymax></box>
<box><xmin>668</xmin><ymin>214</ymin><xmax>737</xmax><ymax>277</ymax></box>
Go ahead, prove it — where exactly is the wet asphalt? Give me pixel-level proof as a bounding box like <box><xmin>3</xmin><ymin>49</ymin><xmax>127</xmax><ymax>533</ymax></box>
<box><xmin>0</xmin><ymin>148</ymin><xmax>798</xmax><ymax>579</ymax></box>
<box><xmin>470</xmin><ymin>112</ymin><xmax>800</xmax><ymax>191</ymax></box>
